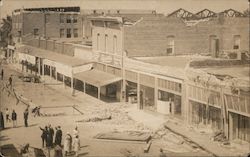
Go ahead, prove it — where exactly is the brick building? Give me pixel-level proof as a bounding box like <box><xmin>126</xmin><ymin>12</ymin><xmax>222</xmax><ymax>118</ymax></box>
<box><xmin>123</xmin><ymin>9</ymin><xmax>249</xmax><ymax>57</ymax></box>
<box><xmin>12</xmin><ymin>7</ymin><xmax>83</xmax><ymax>43</ymax></box>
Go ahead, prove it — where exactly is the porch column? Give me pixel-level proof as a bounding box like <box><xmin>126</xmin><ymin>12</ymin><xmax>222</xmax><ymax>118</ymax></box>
<box><xmin>63</xmin><ymin>75</ymin><xmax>65</xmax><ymax>88</ymax></box>
<box><xmin>49</xmin><ymin>66</ymin><xmax>52</xmax><ymax>79</ymax></box>
<box><xmin>98</xmin><ymin>87</ymin><xmax>101</xmax><ymax>99</ymax></box>
<box><xmin>38</xmin><ymin>58</ymin><xmax>41</xmax><ymax>76</ymax></box>
<box><xmin>229</xmin><ymin>112</ymin><xmax>233</xmax><ymax>140</ymax></box>
<box><xmin>71</xmin><ymin>77</ymin><xmax>74</xmax><ymax>95</ymax></box>
<box><xmin>42</xmin><ymin>63</ymin><xmax>45</xmax><ymax>80</ymax></box>
<box><xmin>55</xmin><ymin>71</ymin><xmax>57</xmax><ymax>82</ymax></box>
<box><xmin>154</xmin><ymin>77</ymin><xmax>158</xmax><ymax>111</ymax></box>
<box><xmin>83</xmin><ymin>81</ymin><xmax>86</xmax><ymax>93</ymax></box>
<box><xmin>137</xmin><ymin>73</ymin><xmax>140</xmax><ymax>109</ymax></box>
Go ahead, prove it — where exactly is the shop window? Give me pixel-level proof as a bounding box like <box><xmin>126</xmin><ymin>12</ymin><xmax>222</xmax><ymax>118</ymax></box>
<box><xmin>60</xmin><ymin>29</ymin><xmax>64</xmax><ymax>38</ymax></box>
<box><xmin>73</xmin><ymin>28</ymin><xmax>78</xmax><ymax>38</ymax></box>
<box><xmin>33</xmin><ymin>28</ymin><xmax>39</xmax><ymax>36</ymax></box>
<box><xmin>66</xmin><ymin>28</ymin><xmax>71</xmax><ymax>38</ymax></box>
<box><xmin>166</xmin><ymin>36</ymin><xmax>175</xmax><ymax>55</ymax></box>
<box><xmin>73</xmin><ymin>14</ymin><xmax>78</xmax><ymax>23</ymax></box>
<box><xmin>60</xmin><ymin>14</ymin><xmax>64</xmax><ymax>23</ymax></box>
<box><xmin>113</xmin><ymin>35</ymin><xmax>117</xmax><ymax>53</ymax></box>
<box><xmin>233</xmin><ymin>35</ymin><xmax>240</xmax><ymax>49</ymax></box>
<box><xmin>66</xmin><ymin>15</ymin><xmax>71</xmax><ymax>23</ymax></box>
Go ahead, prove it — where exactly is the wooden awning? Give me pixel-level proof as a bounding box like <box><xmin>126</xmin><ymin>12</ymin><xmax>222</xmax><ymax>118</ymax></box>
<box><xmin>74</xmin><ymin>69</ymin><xmax>122</xmax><ymax>87</ymax></box>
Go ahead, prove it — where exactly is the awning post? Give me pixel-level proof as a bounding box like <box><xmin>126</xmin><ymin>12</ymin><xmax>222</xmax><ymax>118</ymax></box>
<box><xmin>83</xmin><ymin>81</ymin><xmax>86</xmax><ymax>93</ymax></box>
<box><xmin>98</xmin><ymin>87</ymin><xmax>101</xmax><ymax>99</ymax></box>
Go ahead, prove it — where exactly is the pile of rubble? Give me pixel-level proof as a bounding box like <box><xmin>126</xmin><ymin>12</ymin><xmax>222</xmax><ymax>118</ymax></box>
<box><xmin>153</xmin><ymin>126</ymin><xmax>200</xmax><ymax>153</ymax></box>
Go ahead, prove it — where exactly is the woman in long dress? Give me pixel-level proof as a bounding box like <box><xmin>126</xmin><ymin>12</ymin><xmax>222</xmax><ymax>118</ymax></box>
<box><xmin>72</xmin><ymin>135</ymin><xmax>80</xmax><ymax>157</ymax></box>
<box><xmin>64</xmin><ymin>132</ymin><xmax>72</xmax><ymax>156</ymax></box>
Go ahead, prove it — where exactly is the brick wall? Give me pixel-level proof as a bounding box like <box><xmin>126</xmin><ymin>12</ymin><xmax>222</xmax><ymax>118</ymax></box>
<box><xmin>12</xmin><ymin>12</ymin><xmax>83</xmax><ymax>39</ymax></box>
<box><xmin>22</xmin><ymin>13</ymin><xmax>45</xmax><ymax>37</ymax></box>
<box><xmin>25</xmin><ymin>38</ymin><xmax>74</xmax><ymax>56</ymax></box>
<box><xmin>124</xmin><ymin>16</ymin><xmax>249</xmax><ymax>57</ymax></box>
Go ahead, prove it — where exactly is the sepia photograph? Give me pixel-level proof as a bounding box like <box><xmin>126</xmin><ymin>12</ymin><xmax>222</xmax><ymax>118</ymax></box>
<box><xmin>0</xmin><ymin>0</ymin><xmax>249</xmax><ymax>156</ymax></box>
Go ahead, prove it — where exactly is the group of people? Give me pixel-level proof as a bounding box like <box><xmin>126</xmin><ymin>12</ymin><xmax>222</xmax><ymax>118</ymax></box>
<box><xmin>39</xmin><ymin>125</ymin><xmax>81</xmax><ymax>156</ymax></box>
<box><xmin>64</xmin><ymin>126</ymin><xmax>81</xmax><ymax>156</ymax></box>
<box><xmin>0</xmin><ymin>108</ymin><xmax>17</xmax><ymax>129</ymax></box>
<box><xmin>40</xmin><ymin>124</ymin><xmax>61</xmax><ymax>148</ymax></box>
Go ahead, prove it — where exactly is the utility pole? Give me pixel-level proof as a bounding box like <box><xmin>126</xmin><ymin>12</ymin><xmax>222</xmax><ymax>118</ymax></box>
<box><xmin>121</xmin><ymin>18</ymin><xmax>126</xmax><ymax>102</ymax></box>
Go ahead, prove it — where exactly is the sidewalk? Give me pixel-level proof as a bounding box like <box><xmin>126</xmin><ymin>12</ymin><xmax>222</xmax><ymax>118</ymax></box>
<box><xmin>127</xmin><ymin>107</ymin><xmax>250</xmax><ymax>157</ymax></box>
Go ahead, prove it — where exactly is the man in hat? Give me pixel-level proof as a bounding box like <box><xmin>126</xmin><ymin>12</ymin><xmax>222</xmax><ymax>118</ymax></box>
<box><xmin>55</xmin><ymin>126</ymin><xmax>62</xmax><ymax>146</ymax></box>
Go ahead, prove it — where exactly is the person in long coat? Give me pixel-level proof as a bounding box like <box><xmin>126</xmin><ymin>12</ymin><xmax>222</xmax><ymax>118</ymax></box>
<box><xmin>55</xmin><ymin>126</ymin><xmax>62</xmax><ymax>146</ymax></box>
<box><xmin>47</xmin><ymin>124</ymin><xmax>54</xmax><ymax>147</ymax></box>
<box><xmin>0</xmin><ymin>111</ymin><xmax>4</xmax><ymax>130</ymax></box>
<box><xmin>23</xmin><ymin>109</ymin><xmax>29</xmax><ymax>127</ymax></box>
<box><xmin>40</xmin><ymin>126</ymin><xmax>48</xmax><ymax>148</ymax></box>
<box><xmin>11</xmin><ymin>110</ymin><xmax>17</xmax><ymax>127</ymax></box>
<box><xmin>64</xmin><ymin>132</ymin><xmax>72</xmax><ymax>156</ymax></box>
<box><xmin>72</xmin><ymin>135</ymin><xmax>80</xmax><ymax>157</ymax></box>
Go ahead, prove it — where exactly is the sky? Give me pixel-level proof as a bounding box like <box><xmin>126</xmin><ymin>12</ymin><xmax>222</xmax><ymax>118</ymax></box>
<box><xmin>0</xmin><ymin>0</ymin><xmax>249</xmax><ymax>18</ymax></box>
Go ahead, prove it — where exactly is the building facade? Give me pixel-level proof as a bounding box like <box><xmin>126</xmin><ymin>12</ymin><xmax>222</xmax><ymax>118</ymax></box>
<box><xmin>12</xmin><ymin>7</ymin><xmax>83</xmax><ymax>43</ymax></box>
<box><xmin>123</xmin><ymin>9</ymin><xmax>249</xmax><ymax>57</ymax></box>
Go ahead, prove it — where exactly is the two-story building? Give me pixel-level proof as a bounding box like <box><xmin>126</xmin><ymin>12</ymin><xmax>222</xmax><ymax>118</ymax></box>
<box><xmin>12</xmin><ymin>7</ymin><xmax>83</xmax><ymax>43</ymax></box>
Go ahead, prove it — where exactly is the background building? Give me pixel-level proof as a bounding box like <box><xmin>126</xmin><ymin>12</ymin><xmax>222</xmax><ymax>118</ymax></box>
<box><xmin>12</xmin><ymin>7</ymin><xmax>83</xmax><ymax>43</ymax></box>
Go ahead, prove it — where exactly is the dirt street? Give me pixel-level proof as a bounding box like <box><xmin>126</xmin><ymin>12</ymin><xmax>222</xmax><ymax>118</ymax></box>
<box><xmin>0</xmin><ymin>62</ymin><xmax>210</xmax><ymax>157</ymax></box>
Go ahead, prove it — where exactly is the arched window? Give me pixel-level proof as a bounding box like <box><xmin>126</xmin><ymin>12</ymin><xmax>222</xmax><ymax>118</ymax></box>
<box><xmin>233</xmin><ymin>35</ymin><xmax>240</xmax><ymax>49</ymax></box>
<box><xmin>104</xmin><ymin>34</ymin><xmax>108</xmax><ymax>52</ymax></box>
<box><xmin>166</xmin><ymin>36</ymin><xmax>175</xmax><ymax>55</ymax></box>
<box><xmin>113</xmin><ymin>35</ymin><xmax>117</xmax><ymax>54</ymax></box>
<box><xmin>97</xmin><ymin>33</ymin><xmax>100</xmax><ymax>51</ymax></box>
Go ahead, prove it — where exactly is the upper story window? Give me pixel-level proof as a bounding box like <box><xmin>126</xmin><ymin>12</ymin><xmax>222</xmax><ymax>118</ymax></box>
<box><xmin>66</xmin><ymin>15</ymin><xmax>71</xmax><ymax>23</ymax></box>
<box><xmin>73</xmin><ymin>14</ymin><xmax>78</xmax><ymax>23</ymax></box>
<box><xmin>33</xmin><ymin>28</ymin><xmax>39</xmax><ymax>36</ymax></box>
<box><xmin>233</xmin><ymin>35</ymin><xmax>240</xmax><ymax>49</ymax></box>
<box><xmin>166</xmin><ymin>35</ymin><xmax>175</xmax><ymax>55</ymax></box>
<box><xmin>66</xmin><ymin>28</ymin><xmax>71</xmax><ymax>38</ymax></box>
<box><xmin>60</xmin><ymin>14</ymin><xmax>64</xmax><ymax>23</ymax></box>
<box><xmin>60</xmin><ymin>29</ymin><xmax>65</xmax><ymax>38</ymax></box>
<box><xmin>73</xmin><ymin>28</ymin><xmax>78</xmax><ymax>37</ymax></box>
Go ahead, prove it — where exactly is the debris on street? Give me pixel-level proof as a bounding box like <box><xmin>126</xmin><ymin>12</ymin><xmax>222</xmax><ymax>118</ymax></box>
<box><xmin>94</xmin><ymin>131</ymin><xmax>151</xmax><ymax>143</ymax></box>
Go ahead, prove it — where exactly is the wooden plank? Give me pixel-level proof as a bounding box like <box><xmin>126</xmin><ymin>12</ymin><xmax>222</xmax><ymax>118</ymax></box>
<box><xmin>143</xmin><ymin>140</ymin><xmax>152</xmax><ymax>153</ymax></box>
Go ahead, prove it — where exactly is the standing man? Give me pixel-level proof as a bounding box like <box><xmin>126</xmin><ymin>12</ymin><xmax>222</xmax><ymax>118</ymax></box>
<box><xmin>55</xmin><ymin>126</ymin><xmax>62</xmax><ymax>146</ymax></box>
<box><xmin>0</xmin><ymin>111</ymin><xmax>4</xmax><ymax>130</ymax></box>
<box><xmin>1</xmin><ymin>69</ymin><xmax>3</xmax><ymax>80</ymax></box>
<box><xmin>11</xmin><ymin>110</ymin><xmax>17</xmax><ymax>127</ymax></box>
<box><xmin>48</xmin><ymin>124</ymin><xmax>54</xmax><ymax>147</ymax></box>
<box><xmin>8</xmin><ymin>75</ymin><xmax>12</xmax><ymax>88</ymax></box>
<box><xmin>23</xmin><ymin>108</ymin><xmax>29</xmax><ymax>127</ymax></box>
<box><xmin>5</xmin><ymin>108</ymin><xmax>11</xmax><ymax>123</ymax></box>
<box><xmin>40</xmin><ymin>126</ymin><xmax>48</xmax><ymax>148</ymax></box>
